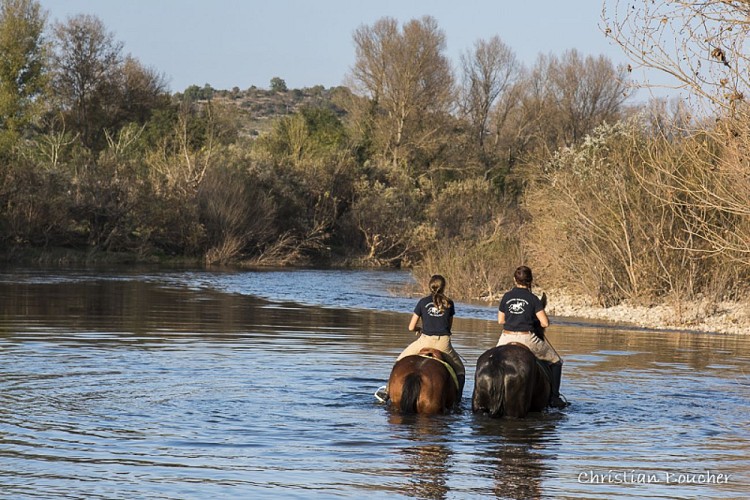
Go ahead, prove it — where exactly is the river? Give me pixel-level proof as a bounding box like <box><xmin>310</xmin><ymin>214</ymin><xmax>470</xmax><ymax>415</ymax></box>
<box><xmin>0</xmin><ymin>267</ymin><xmax>747</xmax><ymax>499</ymax></box>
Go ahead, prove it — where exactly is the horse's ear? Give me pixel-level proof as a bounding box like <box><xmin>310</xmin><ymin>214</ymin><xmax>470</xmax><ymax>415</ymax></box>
<box><xmin>540</xmin><ymin>292</ymin><xmax>547</xmax><ymax>308</ymax></box>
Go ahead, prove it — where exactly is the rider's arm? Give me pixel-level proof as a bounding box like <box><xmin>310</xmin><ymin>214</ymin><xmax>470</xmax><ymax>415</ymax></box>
<box><xmin>408</xmin><ymin>313</ymin><xmax>420</xmax><ymax>332</ymax></box>
<box><xmin>497</xmin><ymin>311</ymin><xmax>505</xmax><ymax>325</ymax></box>
<box><xmin>536</xmin><ymin>310</ymin><xmax>550</xmax><ymax>328</ymax></box>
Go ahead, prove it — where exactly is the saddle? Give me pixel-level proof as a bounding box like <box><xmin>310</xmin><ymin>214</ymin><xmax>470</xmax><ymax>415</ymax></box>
<box><xmin>505</xmin><ymin>342</ymin><xmax>552</xmax><ymax>385</ymax></box>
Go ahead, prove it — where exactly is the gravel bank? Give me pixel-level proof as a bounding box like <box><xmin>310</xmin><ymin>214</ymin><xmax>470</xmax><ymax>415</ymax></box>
<box><xmin>541</xmin><ymin>289</ymin><xmax>749</xmax><ymax>335</ymax></box>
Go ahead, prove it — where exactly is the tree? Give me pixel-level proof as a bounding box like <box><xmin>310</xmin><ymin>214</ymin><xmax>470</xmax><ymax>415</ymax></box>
<box><xmin>50</xmin><ymin>14</ymin><xmax>123</xmax><ymax>151</ymax></box>
<box><xmin>270</xmin><ymin>77</ymin><xmax>287</xmax><ymax>93</ymax></box>
<box><xmin>349</xmin><ymin>179</ymin><xmax>428</xmax><ymax>265</ymax></box>
<box><xmin>602</xmin><ymin>0</ymin><xmax>750</xmax><ymax>115</ymax></box>
<box><xmin>602</xmin><ymin>0</ymin><xmax>750</xmax><ymax>277</ymax></box>
<box><xmin>514</xmin><ymin>50</ymin><xmax>629</xmax><ymax>151</ymax></box>
<box><xmin>115</xmin><ymin>56</ymin><xmax>169</xmax><ymax>125</ymax></box>
<box><xmin>459</xmin><ymin>36</ymin><xmax>519</xmax><ymax>151</ymax></box>
<box><xmin>0</xmin><ymin>0</ymin><xmax>46</xmax><ymax>154</ymax></box>
<box><xmin>349</xmin><ymin>16</ymin><xmax>454</xmax><ymax>171</ymax></box>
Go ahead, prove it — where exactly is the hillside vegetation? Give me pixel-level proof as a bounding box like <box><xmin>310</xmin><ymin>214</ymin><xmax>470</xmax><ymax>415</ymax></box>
<box><xmin>1</xmin><ymin>2</ymin><xmax>749</xmax><ymax>332</ymax></box>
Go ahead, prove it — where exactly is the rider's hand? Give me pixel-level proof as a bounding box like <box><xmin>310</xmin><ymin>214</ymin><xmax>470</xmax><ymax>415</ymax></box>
<box><xmin>414</xmin><ymin>326</ymin><xmax>422</xmax><ymax>336</ymax></box>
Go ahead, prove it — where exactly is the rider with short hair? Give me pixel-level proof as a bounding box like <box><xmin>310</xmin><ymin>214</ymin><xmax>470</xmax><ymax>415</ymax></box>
<box><xmin>497</xmin><ymin>265</ymin><xmax>567</xmax><ymax>408</ymax></box>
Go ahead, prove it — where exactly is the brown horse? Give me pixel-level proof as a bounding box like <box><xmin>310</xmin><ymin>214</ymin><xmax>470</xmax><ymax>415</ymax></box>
<box><xmin>386</xmin><ymin>348</ymin><xmax>460</xmax><ymax>414</ymax></box>
<box><xmin>472</xmin><ymin>343</ymin><xmax>551</xmax><ymax>418</ymax></box>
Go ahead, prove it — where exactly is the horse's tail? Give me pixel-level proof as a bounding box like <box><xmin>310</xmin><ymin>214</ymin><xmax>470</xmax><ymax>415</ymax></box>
<box><xmin>400</xmin><ymin>373</ymin><xmax>422</xmax><ymax>413</ymax></box>
<box><xmin>472</xmin><ymin>363</ymin><xmax>505</xmax><ymax>417</ymax></box>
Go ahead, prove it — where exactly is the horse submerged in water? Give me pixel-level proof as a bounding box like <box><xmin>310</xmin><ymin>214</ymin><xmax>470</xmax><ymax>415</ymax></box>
<box><xmin>386</xmin><ymin>348</ymin><xmax>460</xmax><ymax>414</ymax></box>
<box><xmin>471</xmin><ymin>343</ymin><xmax>551</xmax><ymax>418</ymax></box>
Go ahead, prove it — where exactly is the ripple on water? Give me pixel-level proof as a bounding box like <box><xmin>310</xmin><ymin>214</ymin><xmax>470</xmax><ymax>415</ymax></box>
<box><xmin>0</xmin><ymin>268</ymin><xmax>748</xmax><ymax>498</ymax></box>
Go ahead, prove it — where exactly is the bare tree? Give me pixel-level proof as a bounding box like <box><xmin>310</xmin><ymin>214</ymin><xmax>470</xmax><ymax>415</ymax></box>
<box><xmin>459</xmin><ymin>36</ymin><xmax>519</xmax><ymax>150</ymax></box>
<box><xmin>548</xmin><ymin>49</ymin><xmax>629</xmax><ymax>144</ymax></box>
<box><xmin>512</xmin><ymin>50</ymin><xmax>629</xmax><ymax>151</ymax></box>
<box><xmin>637</xmin><ymin>118</ymin><xmax>750</xmax><ymax>268</ymax></box>
<box><xmin>602</xmin><ymin>0</ymin><xmax>750</xmax><ymax>275</ymax></box>
<box><xmin>602</xmin><ymin>0</ymin><xmax>750</xmax><ymax>115</ymax></box>
<box><xmin>349</xmin><ymin>15</ymin><xmax>454</xmax><ymax>171</ymax></box>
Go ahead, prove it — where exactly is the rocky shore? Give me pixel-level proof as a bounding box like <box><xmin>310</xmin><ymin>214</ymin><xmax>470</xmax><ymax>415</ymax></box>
<box><xmin>541</xmin><ymin>289</ymin><xmax>749</xmax><ymax>335</ymax></box>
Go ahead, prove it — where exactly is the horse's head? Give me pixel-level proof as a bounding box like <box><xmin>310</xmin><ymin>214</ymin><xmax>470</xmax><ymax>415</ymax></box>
<box><xmin>534</xmin><ymin>292</ymin><xmax>548</xmax><ymax>340</ymax></box>
<box><xmin>417</xmin><ymin>347</ymin><xmax>445</xmax><ymax>361</ymax></box>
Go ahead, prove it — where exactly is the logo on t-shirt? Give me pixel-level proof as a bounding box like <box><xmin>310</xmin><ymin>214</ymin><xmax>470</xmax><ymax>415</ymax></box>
<box><xmin>507</xmin><ymin>298</ymin><xmax>529</xmax><ymax>315</ymax></box>
<box><xmin>426</xmin><ymin>302</ymin><xmax>444</xmax><ymax>317</ymax></box>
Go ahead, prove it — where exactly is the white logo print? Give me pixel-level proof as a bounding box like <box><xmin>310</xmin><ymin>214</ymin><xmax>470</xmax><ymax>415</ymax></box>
<box><xmin>426</xmin><ymin>302</ymin><xmax>444</xmax><ymax>317</ymax></box>
<box><xmin>507</xmin><ymin>298</ymin><xmax>528</xmax><ymax>315</ymax></box>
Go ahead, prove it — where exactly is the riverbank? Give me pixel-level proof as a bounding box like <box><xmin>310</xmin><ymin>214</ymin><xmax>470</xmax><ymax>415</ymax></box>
<box><xmin>4</xmin><ymin>248</ymin><xmax>747</xmax><ymax>335</ymax></box>
<box><xmin>539</xmin><ymin>289</ymin><xmax>749</xmax><ymax>335</ymax></box>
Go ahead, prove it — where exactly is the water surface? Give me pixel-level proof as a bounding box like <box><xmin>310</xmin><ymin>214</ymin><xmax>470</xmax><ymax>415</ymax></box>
<box><xmin>0</xmin><ymin>267</ymin><xmax>747</xmax><ymax>499</ymax></box>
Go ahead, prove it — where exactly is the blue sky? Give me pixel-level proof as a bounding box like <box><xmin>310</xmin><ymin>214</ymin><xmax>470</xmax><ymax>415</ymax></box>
<box><xmin>38</xmin><ymin>0</ymin><xmax>661</xmax><ymax>96</ymax></box>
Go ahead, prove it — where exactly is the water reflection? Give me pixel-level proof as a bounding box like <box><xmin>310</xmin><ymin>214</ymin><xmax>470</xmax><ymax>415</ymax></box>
<box><xmin>472</xmin><ymin>416</ymin><xmax>559</xmax><ymax>500</ymax></box>
<box><xmin>388</xmin><ymin>414</ymin><xmax>454</xmax><ymax>500</ymax></box>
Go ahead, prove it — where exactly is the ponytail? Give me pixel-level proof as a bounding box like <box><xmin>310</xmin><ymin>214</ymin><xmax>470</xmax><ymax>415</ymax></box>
<box><xmin>429</xmin><ymin>275</ymin><xmax>451</xmax><ymax>312</ymax></box>
<box><xmin>514</xmin><ymin>266</ymin><xmax>533</xmax><ymax>289</ymax></box>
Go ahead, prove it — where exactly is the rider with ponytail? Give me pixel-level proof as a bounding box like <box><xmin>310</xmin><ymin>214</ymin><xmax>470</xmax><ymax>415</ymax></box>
<box><xmin>396</xmin><ymin>274</ymin><xmax>466</xmax><ymax>394</ymax></box>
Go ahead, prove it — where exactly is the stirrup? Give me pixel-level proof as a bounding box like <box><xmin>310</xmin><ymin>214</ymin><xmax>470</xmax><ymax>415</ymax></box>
<box><xmin>374</xmin><ymin>386</ymin><xmax>388</xmax><ymax>403</ymax></box>
<box><xmin>549</xmin><ymin>394</ymin><xmax>569</xmax><ymax>409</ymax></box>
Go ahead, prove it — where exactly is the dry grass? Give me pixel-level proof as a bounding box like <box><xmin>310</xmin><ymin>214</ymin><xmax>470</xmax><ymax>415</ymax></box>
<box><xmin>523</xmin><ymin>116</ymin><xmax>750</xmax><ymax>309</ymax></box>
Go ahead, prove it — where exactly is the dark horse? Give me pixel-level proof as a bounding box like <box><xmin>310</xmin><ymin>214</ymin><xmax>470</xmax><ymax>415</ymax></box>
<box><xmin>472</xmin><ymin>343</ymin><xmax>551</xmax><ymax>418</ymax></box>
<box><xmin>386</xmin><ymin>348</ymin><xmax>460</xmax><ymax>414</ymax></box>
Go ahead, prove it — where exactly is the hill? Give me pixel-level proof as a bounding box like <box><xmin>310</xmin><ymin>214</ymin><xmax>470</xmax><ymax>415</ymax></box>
<box><xmin>179</xmin><ymin>84</ymin><xmax>350</xmax><ymax>137</ymax></box>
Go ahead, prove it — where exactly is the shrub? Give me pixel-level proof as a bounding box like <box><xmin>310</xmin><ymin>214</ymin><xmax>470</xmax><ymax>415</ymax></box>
<box><xmin>523</xmin><ymin>116</ymin><xmax>750</xmax><ymax>306</ymax></box>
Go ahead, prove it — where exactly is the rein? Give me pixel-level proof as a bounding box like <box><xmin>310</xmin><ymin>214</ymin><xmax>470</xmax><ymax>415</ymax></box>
<box><xmin>419</xmin><ymin>354</ymin><xmax>460</xmax><ymax>391</ymax></box>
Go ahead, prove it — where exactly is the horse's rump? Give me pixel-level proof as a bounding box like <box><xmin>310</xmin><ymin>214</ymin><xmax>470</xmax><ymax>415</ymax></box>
<box><xmin>472</xmin><ymin>343</ymin><xmax>549</xmax><ymax>418</ymax></box>
<box><xmin>387</xmin><ymin>350</ymin><xmax>458</xmax><ymax>414</ymax></box>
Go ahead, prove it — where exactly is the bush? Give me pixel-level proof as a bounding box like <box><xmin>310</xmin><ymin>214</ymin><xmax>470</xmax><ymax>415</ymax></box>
<box><xmin>428</xmin><ymin>177</ymin><xmax>498</xmax><ymax>239</ymax></box>
<box><xmin>199</xmin><ymin>164</ymin><xmax>276</xmax><ymax>264</ymax></box>
<box><xmin>410</xmin><ymin>177</ymin><xmax>526</xmax><ymax>301</ymax></box>
<box><xmin>523</xmin><ymin>117</ymin><xmax>750</xmax><ymax>306</ymax></box>
<box><xmin>413</xmin><ymin>228</ymin><xmax>523</xmax><ymax>301</ymax></box>
<box><xmin>344</xmin><ymin>178</ymin><xmax>427</xmax><ymax>266</ymax></box>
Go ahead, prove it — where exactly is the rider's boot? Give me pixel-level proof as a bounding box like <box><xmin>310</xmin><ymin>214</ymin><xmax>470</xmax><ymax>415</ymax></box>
<box><xmin>548</xmin><ymin>362</ymin><xmax>568</xmax><ymax>408</ymax></box>
<box><xmin>457</xmin><ymin>373</ymin><xmax>465</xmax><ymax>396</ymax></box>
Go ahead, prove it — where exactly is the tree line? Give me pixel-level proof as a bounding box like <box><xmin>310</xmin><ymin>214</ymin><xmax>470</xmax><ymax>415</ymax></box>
<box><xmin>1</xmin><ymin>0</ymin><xmax>748</xmax><ymax>309</ymax></box>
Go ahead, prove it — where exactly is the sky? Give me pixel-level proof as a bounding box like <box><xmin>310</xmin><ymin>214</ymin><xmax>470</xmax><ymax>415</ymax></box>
<box><xmin>37</xmin><ymin>0</ymin><xmax>665</xmax><ymax>97</ymax></box>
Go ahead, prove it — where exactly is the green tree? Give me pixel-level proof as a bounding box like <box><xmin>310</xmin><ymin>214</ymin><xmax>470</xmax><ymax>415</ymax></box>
<box><xmin>49</xmin><ymin>15</ymin><xmax>170</xmax><ymax>154</ymax></box>
<box><xmin>257</xmin><ymin>106</ymin><xmax>347</xmax><ymax>164</ymax></box>
<box><xmin>251</xmin><ymin>105</ymin><xmax>355</xmax><ymax>263</ymax></box>
<box><xmin>50</xmin><ymin>14</ymin><xmax>123</xmax><ymax>151</ymax></box>
<box><xmin>115</xmin><ymin>56</ymin><xmax>169</xmax><ymax>125</ymax></box>
<box><xmin>270</xmin><ymin>77</ymin><xmax>287</xmax><ymax>93</ymax></box>
<box><xmin>0</xmin><ymin>0</ymin><xmax>47</xmax><ymax>155</ymax></box>
<box><xmin>182</xmin><ymin>84</ymin><xmax>202</xmax><ymax>102</ymax></box>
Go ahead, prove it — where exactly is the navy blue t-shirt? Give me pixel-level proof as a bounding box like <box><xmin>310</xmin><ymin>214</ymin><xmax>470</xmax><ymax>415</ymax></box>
<box><xmin>498</xmin><ymin>287</ymin><xmax>544</xmax><ymax>332</ymax></box>
<box><xmin>413</xmin><ymin>295</ymin><xmax>455</xmax><ymax>335</ymax></box>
